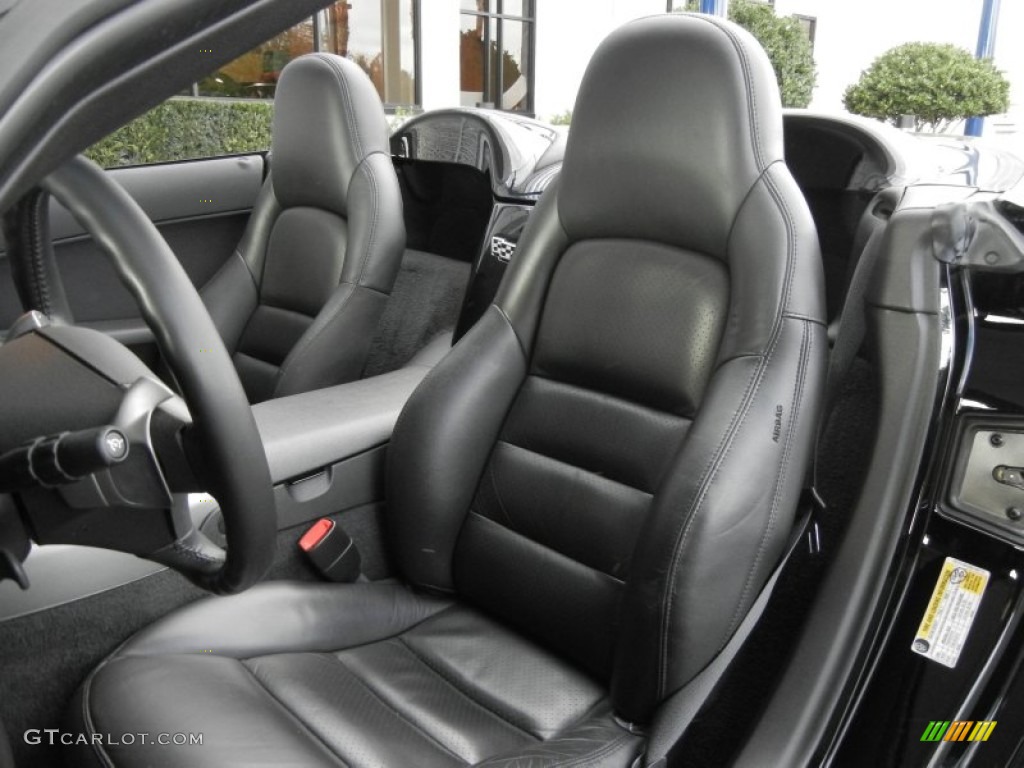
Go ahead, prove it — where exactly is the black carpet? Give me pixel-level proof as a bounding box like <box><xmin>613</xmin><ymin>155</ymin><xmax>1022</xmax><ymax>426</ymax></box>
<box><xmin>0</xmin><ymin>568</ymin><xmax>204</xmax><ymax>768</ymax></box>
<box><xmin>363</xmin><ymin>249</ymin><xmax>471</xmax><ymax>377</ymax></box>
<box><xmin>0</xmin><ymin>507</ymin><xmax>396</xmax><ymax>767</ymax></box>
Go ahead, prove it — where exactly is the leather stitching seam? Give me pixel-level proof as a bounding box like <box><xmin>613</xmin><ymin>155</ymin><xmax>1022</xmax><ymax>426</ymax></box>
<box><xmin>467</xmin><ymin>511</ymin><xmax>627</xmax><ymax>586</ymax></box>
<box><xmin>272</xmin><ymin>282</ymin><xmax>357</xmax><ymax>393</ymax></box>
<box><xmin>547</xmin><ymin>734</ymin><xmax>632</xmax><ymax>768</ymax></box>
<box><xmin>527</xmin><ymin>370</ymin><xmax>697</xmax><ymax>422</ymax></box>
<box><xmin>353</xmin><ymin>156</ymin><xmax>379</xmax><ymax>286</ymax></box>
<box><xmin>659</xmin><ymin>164</ymin><xmax>799</xmax><ymax>697</ymax></box>
<box><xmin>393</xmin><ymin>637</ymin><xmax>542</xmax><ymax>741</ymax></box>
<box><xmin>656</xmin><ymin>350</ymin><xmax>764</xmax><ymax>698</ymax></box>
<box><xmin>327</xmin><ymin>653</ymin><xmax>470</xmax><ymax>764</ymax></box>
<box><xmin>719</xmin><ymin>160</ymin><xmax>805</xmax><ymax>636</ymax></box>
<box><xmin>495</xmin><ymin>304</ymin><xmax>526</xmax><ymax>358</ymax></box>
<box><xmin>241</xmin><ymin>659</ymin><xmax>352</xmax><ymax>767</ymax></box>
<box><xmin>485</xmin><ymin>460</ymin><xmax>517</xmax><ymax>529</ymax></box>
<box><xmin>317</xmin><ymin>54</ymin><xmax>364</xmax><ymax>162</ymax></box>
<box><xmin>725</xmin><ymin>319</ymin><xmax>811</xmax><ymax>637</ymax></box>
<box><xmin>493</xmin><ymin>438</ymin><xmax>654</xmax><ymax>499</ymax></box>
<box><xmin>169</xmin><ymin>539</ymin><xmax>222</xmax><ymax>567</ymax></box>
<box><xmin>686</xmin><ymin>15</ymin><xmax>763</xmax><ymax>169</ymax></box>
<box><xmin>473</xmin><ymin>732</ymin><xmax>632</xmax><ymax>768</ymax></box>
<box><xmin>28</xmin><ymin>192</ymin><xmax>53</xmax><ymax>315</ymax></box>
<box><xmin>78</xmin><ymin>663</ymin><xmax>116</xmax><ymax>768</ymax></box>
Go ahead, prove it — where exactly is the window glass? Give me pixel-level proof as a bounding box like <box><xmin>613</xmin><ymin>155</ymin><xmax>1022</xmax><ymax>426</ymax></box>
<box><xmin>500</xmin><ymin>20</ymin><xmax>530</xmax><ymax>111</ymax></box>
<box><xmin>84</xmin><ymin>98</ymin><xmax>274</xmax><ymax>168</ymax></box>
<box><xmin>460</xmin><ymin>15</ymin><xmax>496</xmax><ymax>107</ymax></box>
<box><xmin>199</xmin><ymin>20</ymin><xmax>314</xmax><ymax>98</ymax></box>
<box><xmin>502</xmin><ymin>0</ymin><xmax>526</xmax><ymax>17</ymax></box>
<box><xmin>460</xmin><ymin>1</ymin><xmax>534</xmax><ymax>113</ymax></box>
<box><xmin>88</xmin><ymin>5</ymin><xmax>419</xmax><ymax>168</ymax></box>
<box><xmin>319</xmin><ymin>0</ymin><xmax>417</xmax><ymax>107</ymax></box>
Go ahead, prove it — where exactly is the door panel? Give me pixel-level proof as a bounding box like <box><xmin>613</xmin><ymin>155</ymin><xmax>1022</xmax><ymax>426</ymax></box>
<box><xmin>62</xmin><ymin>214</ymin><xmax>251</xmax><ymax>322</ymax></box>
<box><xmin>0</xmin><ymin>153</ymin><xmax>266</xmax><ymax>336</ymax></box>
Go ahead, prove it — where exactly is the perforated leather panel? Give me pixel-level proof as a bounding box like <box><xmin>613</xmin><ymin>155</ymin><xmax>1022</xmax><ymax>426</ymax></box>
<box><xmin>532</xmin><ymin>241</ymin><xmax>728</xmax><ymax>417</ymax></box>
<box><xmin>454</xmin><ymin>240</ymin><xmax>728</xmax><ymax>680</ymax></box>
<box><xmin>77</xmin><ymin>586</ymin><xmax>641</xmax><ymax>768</ymax></box>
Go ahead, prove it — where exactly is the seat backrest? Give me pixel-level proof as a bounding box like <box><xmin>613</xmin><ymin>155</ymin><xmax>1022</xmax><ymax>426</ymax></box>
<box><xmin>387</xmin><ymin>14</ymin><xmax>825</xmax><ymax>726</ymax></box>
<box><xmin>202</xmin><ymin>54</ymin><xmax>404</xmax><ymax>403</ymax></box>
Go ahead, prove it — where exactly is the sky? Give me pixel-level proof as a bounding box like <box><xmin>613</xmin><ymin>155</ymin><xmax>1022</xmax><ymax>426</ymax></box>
<box><xmin>766</xmin><ymin>0</ymin><xmax>1023</xmax><ymax>145</ymax></box>
<box><xmin>533</xmin><ymin>0</ymin><xmax>1024</xmax><ymax>148</ymax></box>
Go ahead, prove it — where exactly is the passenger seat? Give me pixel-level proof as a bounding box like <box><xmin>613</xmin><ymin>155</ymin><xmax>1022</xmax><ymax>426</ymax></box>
<box><xmin>200</xmin><ymin>54</ymin><xmax>405</xmax><ymax>403</ymax></box>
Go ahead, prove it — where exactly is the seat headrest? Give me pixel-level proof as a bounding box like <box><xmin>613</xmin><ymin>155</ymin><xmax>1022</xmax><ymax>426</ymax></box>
<box><xmin>272</xmin><ymin>54</ymin><xmax>390</xmax><ymax>215</ymax></box>
<box><xmin>558</xmin><ymin>14</ymin><xmax>785</xmax><ymax>258</ymax></box>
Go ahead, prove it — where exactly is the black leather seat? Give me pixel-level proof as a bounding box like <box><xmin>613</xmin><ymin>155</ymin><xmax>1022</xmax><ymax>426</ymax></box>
<box><xmin>71</xmin><ymin>15</ymin><xmax>825</xmax><ymax>767</ymax></box>
<box><xmin>201</xmin><ymin>53</ymin><xmax>405</xmax><ymax>403</ymax></box>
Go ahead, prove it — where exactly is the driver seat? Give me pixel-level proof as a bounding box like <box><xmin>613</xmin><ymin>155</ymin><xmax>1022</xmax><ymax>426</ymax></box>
<box><xmin>70</xmin><ymin>15</ymin><xmax>824</xmax><ymax>767</ymax></box>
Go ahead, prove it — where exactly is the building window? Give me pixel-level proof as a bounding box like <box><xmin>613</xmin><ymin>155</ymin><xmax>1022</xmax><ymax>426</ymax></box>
<box><xmin>460</xmin><ymin>1</ymin><xmax>534</xmax><ymax>113</ymax></box>
<box><xmin>795</xmin><ymin>14</ymin><xmax>817</xmax><ymax>50</ymax></box>
<box><xmin>198</xmin><ymin>2</ymin><xmax>419</xmax><ymax>108</ymax></box>
<box><xmin>318</xmin><ymin>0</ymin><xmax>418</xmax><ymax>108</ymax></box>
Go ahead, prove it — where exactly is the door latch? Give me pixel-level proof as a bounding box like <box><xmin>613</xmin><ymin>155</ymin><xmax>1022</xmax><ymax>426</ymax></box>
<box><xmin>993</xmin><ymin>465</ymin><xmax>1024</xmax><ymax>493</ymax></box>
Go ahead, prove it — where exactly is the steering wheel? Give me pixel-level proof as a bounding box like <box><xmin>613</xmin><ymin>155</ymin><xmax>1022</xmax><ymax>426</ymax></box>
<box><xmin>0</xmin><ymin>156</ymin><xmax>275</xmax><ymax>594</ymax></box>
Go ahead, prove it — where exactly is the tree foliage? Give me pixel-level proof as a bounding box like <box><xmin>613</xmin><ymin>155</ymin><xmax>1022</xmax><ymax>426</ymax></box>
<box><xmin>679</xmin><ymin>0</ymin><xmax>817</xmax><ymax>108</ymax></box>
<box><xmin>727</xmin><ymin>0</ymin><xmax>816</xmax><ymax>108</ymax></box>
<box><xmin>548</xmin><ymin>110</ymin><xmax>572</xmax><ymax>126</ymax></box>
<box><xmin>843</xmin><ymin>42</ymin><xmax>1011</xmax><ymax>132</ymax></box>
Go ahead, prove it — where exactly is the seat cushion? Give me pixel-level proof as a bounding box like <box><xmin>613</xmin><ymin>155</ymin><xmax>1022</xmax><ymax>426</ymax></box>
<box><xmin>69</xmin><ymin>582</ymin><xmax>642</xmax><ymax>768</ymax></box>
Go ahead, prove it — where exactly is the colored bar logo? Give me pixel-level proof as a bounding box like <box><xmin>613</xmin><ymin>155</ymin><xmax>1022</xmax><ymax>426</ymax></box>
<box><xmin>920</xmin><ymin>720</ymin><xmax>997</xmax><ymax>742</ymax></box>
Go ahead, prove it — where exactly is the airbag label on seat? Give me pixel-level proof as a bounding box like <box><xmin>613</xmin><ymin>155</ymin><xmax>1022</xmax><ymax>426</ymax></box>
<box><xmin>911</xmin><ymin>557</ymin><xmax>989</xmax><ymax>669</ymax></box>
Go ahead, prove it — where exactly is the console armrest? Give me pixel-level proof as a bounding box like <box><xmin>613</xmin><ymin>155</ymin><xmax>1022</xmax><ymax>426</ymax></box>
<box><xmin>252</xmin><ymin>366</ymin><xmax>429</xmax><ymax>484</ymax></box>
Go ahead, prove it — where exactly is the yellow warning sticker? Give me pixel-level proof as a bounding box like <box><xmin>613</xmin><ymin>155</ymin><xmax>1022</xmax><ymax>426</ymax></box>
<box><xmin>911</xmin><ymin>557</ymin><xmax>989</xmax><ymax>669</ymax></box>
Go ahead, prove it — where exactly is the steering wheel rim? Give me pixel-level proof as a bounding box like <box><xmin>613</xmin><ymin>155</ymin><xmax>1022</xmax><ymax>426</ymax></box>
<box><xmin>39</xmin><ymin>155</ymin><xmax>275</xmax><ymax>594</ymax></box>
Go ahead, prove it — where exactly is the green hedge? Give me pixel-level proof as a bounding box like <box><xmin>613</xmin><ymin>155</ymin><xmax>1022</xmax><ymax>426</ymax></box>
<box><xmin>843</xmin><ymin>43</ymin><xmax>1011</xmax><ymax>133</ymax></box>
<box><xmin>85</xmin><ymin>97</ymin><xmax>274</xmax><ymax>168</ymax></box>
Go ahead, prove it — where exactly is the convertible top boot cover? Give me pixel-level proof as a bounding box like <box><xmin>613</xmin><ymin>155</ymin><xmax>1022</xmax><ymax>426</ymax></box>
<box><xmin>200</xmin><ymin>53</ymin><xmax>405</xmax><ymax>403</ymax></box>
<box><xmin>69</xmin><ymin>14</ymin><xmax>824</xmax><ymax>768</ymax></box>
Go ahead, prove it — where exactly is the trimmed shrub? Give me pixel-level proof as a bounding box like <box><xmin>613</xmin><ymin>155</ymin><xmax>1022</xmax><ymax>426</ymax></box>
<box><xmin>86</xmin><ymin>97</ymin><xmax>273</xmax><ymax>168</ymax></box>
<box><xmin>843</xmin><ymin>43</ymin><xmax>1011</xmax><ymax>133</ymax></box>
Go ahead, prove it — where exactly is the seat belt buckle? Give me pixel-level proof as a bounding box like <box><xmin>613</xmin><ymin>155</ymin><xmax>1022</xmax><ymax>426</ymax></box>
<box><xmin>298</xmin><ymin>518</ymin><xmax>362</xmax><ymax>582</ymax></box>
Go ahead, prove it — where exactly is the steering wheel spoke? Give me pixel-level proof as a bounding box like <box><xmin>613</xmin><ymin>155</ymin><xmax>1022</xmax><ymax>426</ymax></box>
<box><xmin>145</xmin><ymin>493</ymin><xmax>227</xmax><ymax>578</ymax></box>
<box><xmin>0</xmin><ymin>156</ymin><xmax>275</xmax><ymax>594</ymax></box>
